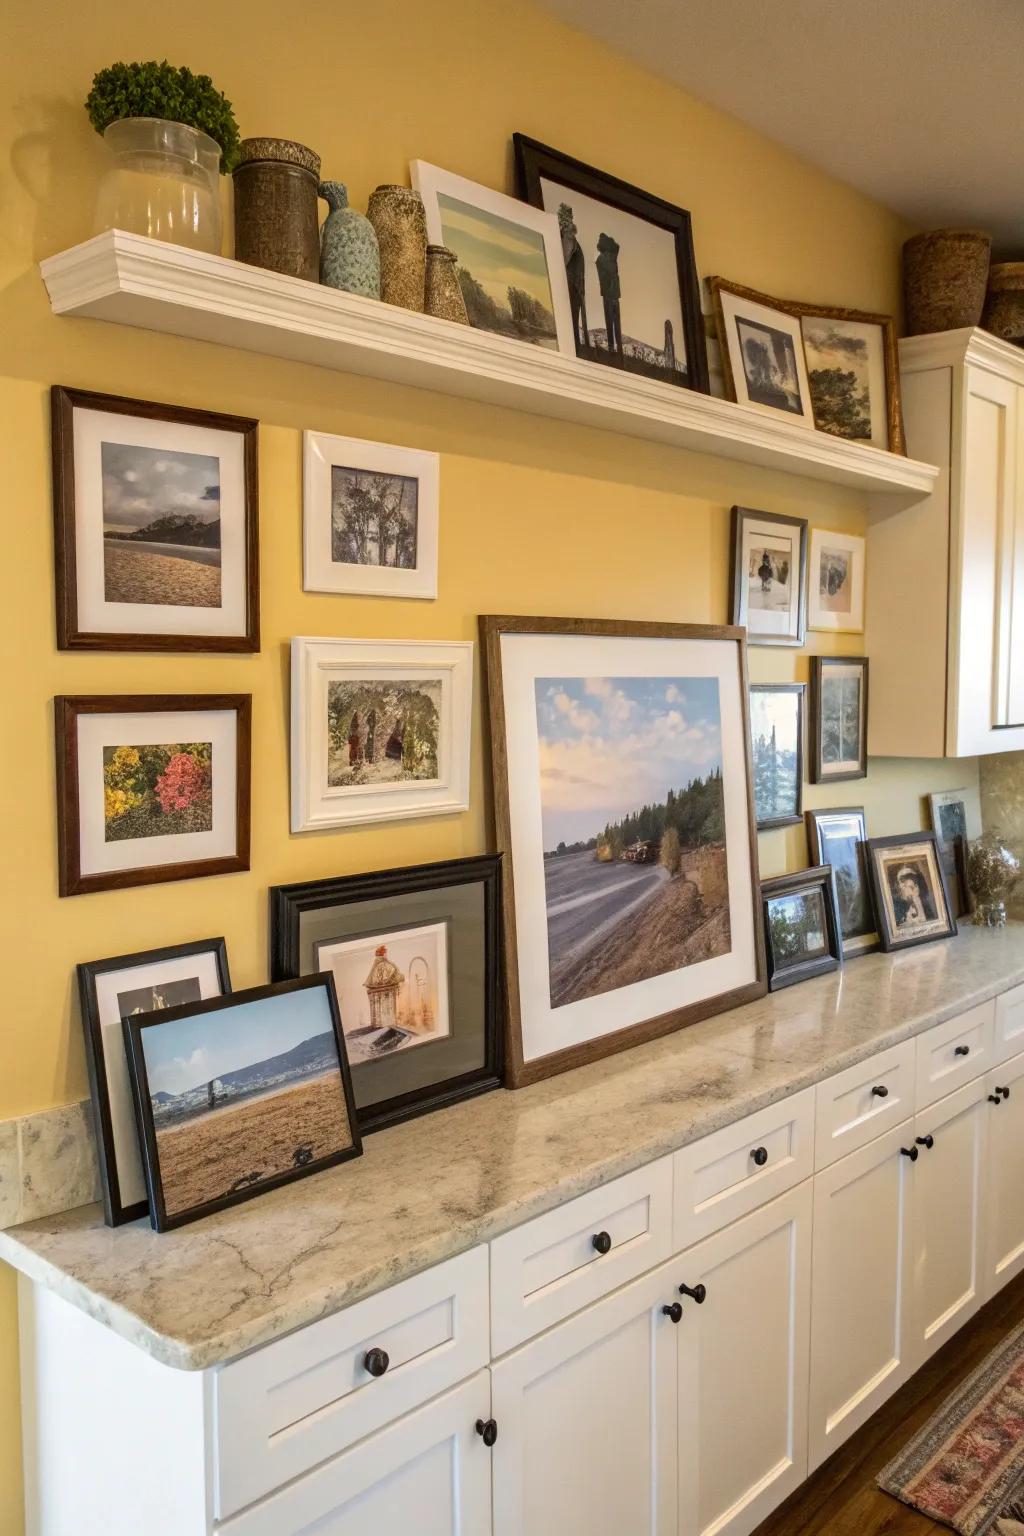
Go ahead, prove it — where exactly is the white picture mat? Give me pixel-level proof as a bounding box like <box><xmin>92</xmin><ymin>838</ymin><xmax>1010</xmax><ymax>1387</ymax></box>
<box><xmin>72</xmin><ymin>406</ymin><xmax>248</xmax><ymax>637</ymax></box>
<box><xmin>303</xmin><ymin>431</ymin><xmax>439</xmax><ymax>600</ymax></box>
<box><xmin>808</xmin><ymin>527</ymin><xmax>866</xmax><ymax>633</ymax></box>
<box><xmin>737</xmin><ymin>514</ymin><xmax>804</xmax><ymax>641</ymax></box>
<box><xmin>499</xmin><ymin>632</ymin><xmax>758</xmax><ymax>1064</ymax></box>
<box><xmin>316</xmin><ymin>920</ymin><xmax>451</xmax><ymax>1050</ymax></box>
<box><xmin>93</xmin><ymin>950</ymin><xmax>224</xmax><ymax>1210</ymax></box>
<box><xmin>801</xmin><ymin>315</ymin><xmax>888</xmax><ymax>449</ymax></box>
<box><xmin>77</xmin><ymin>709</ymin><xmax>239</xmax><ymax>876</ymax></box>
<box><xmin>718</xmin><ymin>290</ymin><xmax>814</xmax><ymax>427</ymax></box>
<box><xmin>818</xmin><ymin>663</ymin><xmax>866</xmax><ymax>777</ymax></box>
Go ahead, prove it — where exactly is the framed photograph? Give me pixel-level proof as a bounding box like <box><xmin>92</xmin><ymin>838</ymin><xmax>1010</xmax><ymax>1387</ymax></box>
<box><xmin>762</xmin><ymin>865</ymin><xmax>843</xmax><ymax>990</ymax></box>
<box><xmin>749</xmin><ymin>684</ymin><xmax>804</xmax><ymax>830</ymax></box>
<box><xmin>271</xmin><ymin>855</ymin><xmax>502</xmax><ymax>1132</ymax></box>
<box><xmin>303</xmin><ymin>430</ymin><xmax>439</xmax><ymax>600</ymax></box>
<box><xmin>808</xmin><ymin>528</ymin><xmax>865</xmax><ymax>633</ymax></box>
<box><xmin>51</xmin><ymin>386</ymin><xmax>259</xmax><ymax>652</ymax></box>
<box><xmin>55</xmin><ymin>695</ymin><xmax>251</xmax><ymax>897</ymax></box>
<box><xmin>480</xmin><ymin>614</ymin><xmax>766</xmax><ymax>1087</ymax></box>
<box><xmin>928</xmin><ymin>786</ymin><xmax>982</xmax><ymax>919</ymax></box>
<box><xmin>730</xmin><ymin>505</ymin><xmax>808</xmax><ymax>647</ymax></box>
<box><xmin>513</xmin><ymin>133</ymin><xmax>708</xmax><ymax>393</ymax></box>
<box><xmin>709</xmin><ymin>279</ymin><xmax>814</xmax><ymax>426</ymax></box>
<box><xmin>809</xmin><ymin>656</ymin><xmax>868</xmax><ymax>783</ymax></box>
<box><xmin>290</xmin><ymin>637</ymin><xmax>473</xmax><ymax>832</ymax></box>
<box><xmin>77</xmin><ymin>938</ymin><xmax>231</xmax><ymax>1225</ymax></box>
<box><xmin>410</xmin><ymin>160</ymin><xmax>574</xmax><ymax>355</ymax></box>
<box><xmin>866</xmin><ymin>832</ymin><xmax>957</xmax><ymax>952</ymax></box>
<box><xmin>796</xmin><ymin>304</ymin><xmax>904</xmax><ymax>453</ymax></box>
<box><xmin>805</xmin><ymin>806</ymin><xmax>879</xmax><ymax>957</ymax></box>
<box><xmin>123</xmin><ymin>975</ymin><xmax>362</xmax><ymax>1232</ymax></box>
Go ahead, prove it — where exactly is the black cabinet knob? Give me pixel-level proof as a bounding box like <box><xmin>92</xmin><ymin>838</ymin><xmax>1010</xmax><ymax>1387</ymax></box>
<box><xmin>662</xmin><ymin>1302</ymin><xmax>683</xmax><ymax>1324</ymax></box>
<box><xmin>750</xmin><ymin>1146</ymin><xmax>769</xmax><ymax>1167</ymax></box>
<box><xmin>989</xmin><ymin>1093</ymin><xmax>1004</xmax><ymax>1105</ymax></box>
<box><xmin>591</xmin><ymin>1230</ymin><xmax>612</xmax><ymax>1255</ymax></box>
<box><xmin>364</xmin><ymin>1347</ymin><xmax>390</xmax><ymax>1378</ymax></box>
<box><xmin>955</xmin><ymin>1045</ymin><xmax>971</xmax><ymax>1057</ymax></box>
<box><xmin>678</xmin><ymin>1282</ymin><xmax>707</xmax><ymax>1305</ymax></box>
<box><xmin>871</xmin><ymin>1085</ymin><xmax>889</xmax><ymax>1098</ymax></box>
<box><xmin>997</xmin><ymin>1086</ymin><xmax>1011</xmax><ymax>1100</ymax></box>
<box><xmin>475</xmin><ymin>1418</ymin><xmax>498</xmax><ymax>1447</ymax></box>
<box><xmin>900</xmin><ymin>1145</ymin><xmax>919</xmax><ymax>1161</ymax></box>
<box><xmin>915</xmin><ymin>1134</ymin><xmax>934</xmax><ymax>1150</ymax></box>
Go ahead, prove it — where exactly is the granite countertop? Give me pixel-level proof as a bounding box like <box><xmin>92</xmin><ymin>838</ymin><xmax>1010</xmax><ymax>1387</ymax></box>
<box><xmin>3</xmin><ymin>924</ymin><xmax>1023</xmax><ymax>1372</ymax></box>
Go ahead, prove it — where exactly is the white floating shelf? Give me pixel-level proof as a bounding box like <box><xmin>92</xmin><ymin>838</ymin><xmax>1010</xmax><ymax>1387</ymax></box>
<box><xmin>41</xmin><ymin>231</ymin><xmax>938</xmax><ymax>497</ymax></box>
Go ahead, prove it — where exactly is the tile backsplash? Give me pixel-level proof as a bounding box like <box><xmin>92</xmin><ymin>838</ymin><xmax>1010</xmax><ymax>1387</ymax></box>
<box><xmin>0</xmin><ymin>1100</ymin><xmax>99</xmax><ymax>1230</ymax></box>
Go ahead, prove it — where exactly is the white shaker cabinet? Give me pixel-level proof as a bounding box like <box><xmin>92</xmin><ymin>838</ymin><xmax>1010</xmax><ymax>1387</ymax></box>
<box><xmin>984</xmin><ymin>1050</ymin><xmax>1024</xmax><ymax>1296</ymax></box>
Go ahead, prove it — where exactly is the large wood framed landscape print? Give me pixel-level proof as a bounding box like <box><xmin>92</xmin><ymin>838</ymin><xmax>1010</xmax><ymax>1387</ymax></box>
<box><xmin>513</xmin><ymin>134</ymin><xmax>708</xmax><ymax>393</ymax></box>
<box><xmin>52</xmin><ymin>387</ymin><xmax>259</xmax><ymax>652</ymax></box>
<box><xmin>809</xmin><ymin>656</ymin><xmax>869</xmax><ymax>783</ymax></box>
<box><xmin>731</xmin><ymin>505</ymin><xmax>808</xmax><ymax>647</ymax></box>
<box><xmin>481</xmin><ymin>615</ymin><xmax>765</xmax><ymax>1086</ymax></box>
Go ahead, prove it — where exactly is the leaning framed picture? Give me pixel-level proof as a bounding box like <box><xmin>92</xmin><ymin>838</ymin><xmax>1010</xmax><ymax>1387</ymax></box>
<box><xmin>807</xmin><ymin>528</ymin><xmax>865</xmax><ymax>634</ymax></box>
<box><xmin>123</xmin><ymin>975</ymin><xmax>362</xmax><ymax>1232</ymax></box>
<box><xmin>709</xmin><ymin>278</ymin><xmax>814</xmax><ymax>426</ymax></box>
<box><xmin>809</xmin><ymin>656</ymin><xmax>869</xmax><ymax>783</ymax></box>
<box><xmin>749</xmin><ymin>683</ymin><xmax>804</xmax><ymax>830</ymax></box>
<box><xmin>794</xmin><ymin>302</ymin><xmax>904</xmax><ymax>453</ymax></box>
<box><xmin>303</xmin><ymin>431</ymin><xmax>439</xmax><ymax>600</ymax></box>
<box><xmin>410</xmin><ymin>160</ymin><xmax>574</xmax><ymax>354</ymax></box>
<box><xmin>78</xmin><ymin>937</ymin><xmax>231</xmax><ymax>1225</ymax></box>
<box><xmin>513</xmin><ymin>133</ymin><xmax>708</xmax><ymax>393</ymax></box>
<box><xmin>480</xmin><ymin>614</ymin><xmax>766</xmax><ymax>1086</ymax></box>
<box><xmin>928</xmin><ymin>785</ymin><xmax>981</xmax><ymax>919</ymax></box>
<box><xmin>762</xmin><ymin>865</ymin><xmax>843</xmax><ymax>990</ymax></box>
<box><xmin>51</xmin><ymin>386</ymin><xmax>259</xmax><ymax>652</ymax></box>
<box><xmin>55</xmin><ymin>694</ymin><xmax>251</xmax><ymax>896</ymax></box>
<box><xmin>271</xmin><ymin>855</ymin><xmax>502</xmax><ymax>1132</ymax></box>
<box><xmin>866</xmin><ymin>832</ymin><xmax>957</xmax><ymax>952</ymax></box>
<box><xmin>805</xmin><ymin>806</ymin><xmax>879</xmax><ymax>957</ymax></box>
<box><xmin>730</xmin><ymin>505</ymin><xmax>808</xmax><ymax>647</ymax></box>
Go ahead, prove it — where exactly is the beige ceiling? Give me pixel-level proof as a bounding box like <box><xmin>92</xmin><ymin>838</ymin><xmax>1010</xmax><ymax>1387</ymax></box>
<box><xmin>539</xmin><ymin>0</ymin><xmax>1024</xmax><ymax>253</ymax></box>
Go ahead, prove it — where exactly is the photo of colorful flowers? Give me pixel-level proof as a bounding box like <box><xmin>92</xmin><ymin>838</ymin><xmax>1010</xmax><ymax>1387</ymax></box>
<box><xmin>103</xmin><ymin>742</ymin><xmax>213</xmax><ymax>843</ymax></box>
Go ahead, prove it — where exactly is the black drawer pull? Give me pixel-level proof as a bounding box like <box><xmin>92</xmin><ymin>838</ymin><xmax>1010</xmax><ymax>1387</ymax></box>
<box><xmin>591</xmin><ymin>1230</ymin><xmax>612</xmax><ymax>1255</ymax></box>
<box><xmin>901</xmin><ymin>1145</ymin><xmax>919</xmax><ymax>1161</ymax></box>
<box><xmin>750</xmin><ymin>1146</ymin><xmax>769</xmax><ymax>1167</ymax></box>
<box><xmin>662</xmin><ymin>1302</ymin><xmax>683</xmax><ymax>1324</ymax></box>
<box><xmin>955</xmin><ymin>1045</ymin><xmax>971</xmax><ymax>1057</ymax></box>
<box><xmin>678</xmin><ymin>1282</ymin><xmax>707</xmax><ymax>1304</ymax></box>
<box><xmin>475</xmin><ymin>1418</ymin><xmax>498</xmax><ymax>1447</ymax></box>
<box><xmin>989</xmin><ymin>1093</ymin><xmax>1004</xmax><ymax>1106</ymax></box>
<box><xmin>997</xmin><ymin>1085</ymin><xmax>1012</xmax><ymax>1100</ymax></box>
<box><xmin>364</xmin><ymin>1347</ymin><xmax>390</xmax><ymax>1378</ymax></box>
<box><xmin>915</xmin><ymin>1134</ymin><xmax>934</xmax><ymax>1150</ymax></box>
<box><xmin>871</xmin><ymin>1085</ymin><xmax>889</xmax><ymax>1099</ymax></box>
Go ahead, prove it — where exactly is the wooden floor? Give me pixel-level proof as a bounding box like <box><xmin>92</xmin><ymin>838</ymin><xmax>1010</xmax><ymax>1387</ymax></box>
<box><xmin>753</xmin><ymin>1269</ymin><xmax>1024</xmax><ymax>1534</ymax></box>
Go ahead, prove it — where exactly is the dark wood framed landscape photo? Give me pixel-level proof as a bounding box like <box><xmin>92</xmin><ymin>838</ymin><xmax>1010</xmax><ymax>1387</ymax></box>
<box><xmin>709</xmin><ymin>278</ymin><xmax>814</xmax><ymax>426</ymax></box>
<box><xmin>762</xmin><ymin>865</ymin><xmax>843</xmax><ymax>990</ymax></box>
<box><xmin>749</xmin><ymin>683</ymin><xmax>804</xmax><ymax>830</ymax></box>
<box><xmin>866</xmin><ymin>832</ymin><xmax>957</xmax><ymax>953</ymax></box>
<box><xmin>55</xmin><ymin>694</ymin><xmax>251</xmax><ymax>896</ymax></box>
<box><xmin>52</xmin><ymin>387</ymin><xmax>259</xmax><ymax>652</ymax></box>
<box><xmin>513</xmin><ymin>133</ymin><xmax>709</xmax><ymax>393</ymax></box>
<box><xmin>730</xmin><ymin>506</ymin><xmax>808</xmax><ymax>647</ymax></box>
<box><xmin>271</xmin><ymin>854</ymin><xmax>502</xmax><ymax>1132</ymax></box>
<box><xmin>78</xmin><ymin>938</ymin><xmax>231</xmax><ymax>1225</ymax></box>
<box><xmin>809</xmin><ymin>655</ymin><xmax>869</xmax><ymax>783</ymax></box>
<box><xmin>805</xmin><ymin>806</ymin><xmax>879</xmax><ymax>957</ymax></box>
<box><xmin>480</xmin><ymin>614</ymin><xmax>766</xmax><ymax>1087</ymax></box>
<box><xmin>123</xmin><ymin>975</ymin><xmax>362</xmax><ymax>1232</ymax></box>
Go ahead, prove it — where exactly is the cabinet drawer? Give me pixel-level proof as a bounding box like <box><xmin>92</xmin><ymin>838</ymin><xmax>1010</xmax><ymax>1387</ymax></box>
<box><xmin>673</xmin><ymin>1088</ymin><xmax>814</xmax><ymax>1250</ymax></box>
<box><xmin>214</xmin><ymin>1245</ymin><xmax>489</xmax><ymax>1519</ymax></box>
<box><xmin>815</xmin><ymin>1041</ymin><xmax>916</xmax><ymax>1168</ymax></box>
<box><xmin>995</xmin><ymin>983</ymin><xmax>1024</xmax><ymax>1066</ymax></box>
<box><xmin>489</xmin><ymin>1158</ymin><xmax>673</xmax><ymax>1355</ymax></box>
<box><xmin>915</xmin><ymin>1002</ymin><xmax>994</xmax><ymax>1110</ymax></box>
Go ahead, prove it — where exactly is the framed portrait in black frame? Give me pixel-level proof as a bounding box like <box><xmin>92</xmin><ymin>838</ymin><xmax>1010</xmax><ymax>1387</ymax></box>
<box><xmin>866</xmin><ymin>832</ymin><xmax>957</xmax><ymax>952</ymax></box>
<box><xmin>805</xmin><ymin>807</ymin><xmax>879</xmax><ymax>958</ymax></box>
<box><xmin>762</xmin><ymin>865</ymin><xmax>844</xmax><ymax>990</ymax></box>
<box><xmin>271</xmin><ymin>855</ymin><xmax>502</xmax><ymax>1132</ymax></box>
<box><xmin>513</xmin><ymin>133</ymin><xmax>709</xmax><ymax>394</ymax></box>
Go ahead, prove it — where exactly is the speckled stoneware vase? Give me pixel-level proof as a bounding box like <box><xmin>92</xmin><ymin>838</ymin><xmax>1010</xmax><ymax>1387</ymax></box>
<box><xmin>233</xmin><ymin>137</ymin><xmax>322</xmax><ymax>282</ymax></box>
<box><xmin>366</xmin><ymin>184</ymin><xmax>427</xmax><ymax>312</ymax></box>
<box><xmin>318</xmin><ymin>182</ymin><xmax>381</xmax><ymax>299</ymax></box>
<box><xmin>424</xmin><ymin>244</ymin><xmax>469</xmax><ymax>324</ymax></box>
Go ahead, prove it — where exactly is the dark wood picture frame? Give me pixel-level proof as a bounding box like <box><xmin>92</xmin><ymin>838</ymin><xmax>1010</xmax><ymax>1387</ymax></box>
<box><xmin>270</xmin><ymin>854</ymin><xmax>504</xmax><ymax>1133</ymax></box>
<box><xmin>78</xmin><ymin>937</ymin><xmax>232</xmax><ymax>1225</ymax></box>
<box><xmin>51</xmin><ymin>385</ymin><xmax>260</xmax><ymax>652</ymax></box>
<box><xmin>804</xmin><ymin>805</ymin><xmax>880</xmax><ymax>958</ymax></box>
<box><xmin>762</xmin><ymin>864</ymin><xmax>844</xmax><ymax>990</ymax></box>
<box><xmin>809</xmin><ymin>655</ymin><xmax>869</xmax><ymax>783</ymax></box>
<box><xmin>865</xmin><ymin>831</ymin><xmax>958</xmax><ymax>953</ymax></box>
<box><xmin>55</xmin><ymin>694</ymin><xmax>252</xmax><ymax>896</ymax></box>
<box><xmin>480</xmin><ymin>614</ymin><xmax>767</xmax><ymax>1088</ymax></box>
<box><xmin>513</xmin><ymin>133</ymin><xmax>709</xmax><ymax>395</ymax></box>
<box><xmin>749</xmin><ymin>682</ymin><xmax>805</xmax><ymax>830</ymax></box>
<box><xmin>730</xmin><ymin>505</ymin><xmax>808</xmax><ymax>647</ymax></box>
<box><xmin>123</xmin><ymin>975</ymin><xmax>362</xmax><ymax>1232</ymax></box>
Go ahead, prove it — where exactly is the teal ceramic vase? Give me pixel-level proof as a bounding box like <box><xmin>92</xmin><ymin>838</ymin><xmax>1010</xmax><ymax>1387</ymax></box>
<box><xmin>318</xmin><ymin>181</ymin><xmax>381</xmax><ymax>299</ymax></box>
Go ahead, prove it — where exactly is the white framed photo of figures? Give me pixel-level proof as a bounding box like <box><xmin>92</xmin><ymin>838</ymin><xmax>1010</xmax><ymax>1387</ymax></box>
<box><xmin>731</xmin><ymin>505</ymin><xmax>808</xmax><ymax>647</ymax></box>
<box><xmin>808</xmin><ymin>527</ymin><xmax>865</xmax><ymax>633</ymax></box>
<box><xmin>303</xmin><ymin>431</ymin><xmax>439</xmax><ymax>600</ymax></box>
<box><xmin>291</xmin><ymin>636</ymin><xmax>473</xmax><ymax>831</ymax></box>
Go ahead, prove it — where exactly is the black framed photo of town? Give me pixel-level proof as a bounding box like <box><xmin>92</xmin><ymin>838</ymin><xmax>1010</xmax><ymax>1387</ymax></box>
<box><xmin>513</xmin><ymin>134</ymin><xmax>709</xmax><ymax>393</ymax></box>
<box><xmin>77</xmin><ymin>937</ymin><xmax>231</xmax><ymax>1225</ymax></box>
<box><xmin>762</xmin><ymin>865</ymin><xmax>843</xmax><ymax>990</ymax></box>
<box><xmin>866</xmin><ymin>832</ymin><xmax>957</xmax><ymax>953</ymax></box>
<box><xmin>730</xmin><ymin>506</ymin><xmax>808</xmax><ymax>647</ymax></box>
<box><xmin>805</xmin><ymin>806</ymin><xmax>879</xmax><ymax>957</ymax></box>
<box><xmin>123</xmin><ymin>976</ymin><xmax>362</xmax><ymax>1231</ymax></box>
<box><xmin>271</xmin><ymin>855</ymin><xmax>502</xmax><ymax>1132</ymax></box>
<box><xmin>52</xmin><ymin>387</ymin><xmax>259</xmax><ymax>652</ymax></box>
<box><xmin>749</xmin><ymin>684</ymin><xmax>804</xmax><ymax>829</ymax></box>
<box><xmin>809</xmin><ymin>655</ymin><xmax>869</xmax><ymax>783</ymax></box>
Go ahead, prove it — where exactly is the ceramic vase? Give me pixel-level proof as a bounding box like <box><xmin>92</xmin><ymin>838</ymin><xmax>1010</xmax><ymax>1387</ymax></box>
<box><xmin>424</xmin><ymin>244</ymin><xmax>468</xmax><ymax>324</ymax></box>
<box><xmin>366</xmin><ymin>185</ymin><xmax>427</xmax><ymax>312</ymax></box>
<box><xmin>318</xmin><ymin>182</ymin><xmax>380</xmax><ymax>299</ymax></box>
<box><xmin>233</xmin><ymin>138</ymin><xmax>322</xmax><ymax>282</ymax></box>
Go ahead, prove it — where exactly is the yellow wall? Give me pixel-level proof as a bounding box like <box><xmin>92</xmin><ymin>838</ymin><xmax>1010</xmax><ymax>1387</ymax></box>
<box><xmin>0</xmin><ymin>1</ymin><xmax>977</xmax><ymax>1527</ymax></box>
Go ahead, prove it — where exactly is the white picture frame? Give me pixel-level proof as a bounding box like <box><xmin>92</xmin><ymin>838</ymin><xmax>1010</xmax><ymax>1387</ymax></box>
<box><xmin>290</xmin><ymin>636</ymin><xmax>473</xmax><ymax>832</ymax></box>
<box><xmin>303</xmin><ymin>431</ymin><xmax>439</xmax><ymax>600</ymax></box>
<box><xmin>410</xmin><ymin>160</ymin><xmax>575</xmax><ymax>357</ymax></box>
<box><xmin>808</xmin><ymin>527</ymin><xmax>866</xmax><ymax>633</ymax></box>
<box><xmin>713</xmin><ymin>283</ymin><xmax>815</xmax><ymax>427</ymax></box>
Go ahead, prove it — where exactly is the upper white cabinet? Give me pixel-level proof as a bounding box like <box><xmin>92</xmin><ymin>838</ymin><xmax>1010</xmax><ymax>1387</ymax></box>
<box><xmin>868</xmin><ymin>328</ymin><xmax>1024</xmax><ymax>757</ymax></box>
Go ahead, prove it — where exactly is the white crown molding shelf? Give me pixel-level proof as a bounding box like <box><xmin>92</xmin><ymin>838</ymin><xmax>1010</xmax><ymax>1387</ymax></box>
<box><xmin>41</xmin><ymin>231</ymin><xmax>939</xmax><ymax>497</ymax></box>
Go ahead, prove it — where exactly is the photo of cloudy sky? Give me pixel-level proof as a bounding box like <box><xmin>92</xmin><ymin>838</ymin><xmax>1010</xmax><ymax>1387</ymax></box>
<box><xmin>101</xmin><ymin>441</ymin><xmax>221</xmax><ymax>536</ymax></box>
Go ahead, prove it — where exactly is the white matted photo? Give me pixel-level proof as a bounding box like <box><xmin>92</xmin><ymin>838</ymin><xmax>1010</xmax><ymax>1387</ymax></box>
<box><xmin>291</xmin><ymin>636</ymin><xmax>473</xmax><ymax>831</ymax></box>
<box><xmin>731</xmin><ymin>505</ymin><xmax>808</xmax><ymax>647</ymax></box>
<box><xmin>808</xmin><ymin>527</ymin><xmax>865</xmax><ymax>633</ymax></box>
<box><xmin>315</xmin><ymin>920</ymin><xmax>451</xmax><ymax>1066</ymax></box>
<box><xmin>711</xmin><ymin>281</ymin><xmax>815</xmax><ymax>427</ymax></box>
<box><xmin>303</xmin><ymin>431</ymin><xmax>439</xmax><ymax>600</ymax></box>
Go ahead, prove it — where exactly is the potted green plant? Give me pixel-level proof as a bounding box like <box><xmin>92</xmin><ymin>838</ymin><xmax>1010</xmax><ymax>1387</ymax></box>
<box><xmin>87</xmin><ymin>61</ymin><xmax>240</xmax><ymax>255</ymax></box>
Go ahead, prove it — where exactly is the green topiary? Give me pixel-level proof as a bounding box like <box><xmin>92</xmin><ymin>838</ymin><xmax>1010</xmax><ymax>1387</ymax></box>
<box><xmin>85</xmin><ymin>61</ymin><xmax>241</xmax><ymax>173</ymax></box>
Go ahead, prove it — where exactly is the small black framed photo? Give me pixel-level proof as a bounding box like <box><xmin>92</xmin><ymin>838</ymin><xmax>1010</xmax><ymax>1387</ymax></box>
<box><xmin>805</xmin><ymin>807</ymin><xmax>879</xmax><ymax>958</ymax></box>
<box><xmin>123</xmin><ymin>975</ymin><xmax>362</xmax><ymax>1231</ymax></box>
<box><xmin>78</xmin><ymin>937</ymin><xmax>231</xmax><ymax>1225</ymax></box>
<box><xmin>730</xmin><ymin>506</ymin><xmax>808</xmax><ymax>648</ymax></box>
<box><xmin>749</xmin><ymin>683</ymin><xmax>805</xmax><ymax>830</ymax></box>
<box><xmin>809</xmin><ymin>655</ymin><xmax>869</xmax><ymax>783</ymax></box>
<box><xmin>866</xmin><ymin>832</ymin><xmax>958</xmax><ymax>952</ymax></box>
<box><xmin>271</xmin><ymin>855</ymin><xmax>502</xmax><ymax>1133</ymax></box>
<box><xmin>762</xmin><ymin>865</ymin><xmax>844</xmax><ymax>990</ymax></box>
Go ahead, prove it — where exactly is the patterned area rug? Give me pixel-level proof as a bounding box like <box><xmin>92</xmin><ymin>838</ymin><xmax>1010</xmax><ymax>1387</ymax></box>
<box><xmin>878</xmin><ymin>1320</ymin><xmax>1024</xmax><ymax>1533</ymax></box>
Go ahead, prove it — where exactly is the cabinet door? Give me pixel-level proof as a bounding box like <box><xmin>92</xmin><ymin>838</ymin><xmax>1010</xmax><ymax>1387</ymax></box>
<box><xmin>985</xmin><ymin>1051</ymin><xmax>1024</xmax><ymax>1297</ymax></box>
<box><xmin>491</xmin><ymin>1263</ymin><xmax>677</xmax><ymax>1536</ymax></box>
<box><xmin>676</xmin><ymin>1182</ymin><xmax>812</xmax><ymax>1536</ymax></box>
<box><xmin>808</xmin><ymin>1122</ymin><xmax>914</xmax><ymax>1471</ymax></box>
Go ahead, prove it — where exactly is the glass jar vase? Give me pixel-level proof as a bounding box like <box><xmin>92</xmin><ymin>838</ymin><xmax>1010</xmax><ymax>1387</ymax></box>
<box><xmin>93</xmin><ymin>118</ymin><xmax>222</xmax><ymax>254</ymax></box>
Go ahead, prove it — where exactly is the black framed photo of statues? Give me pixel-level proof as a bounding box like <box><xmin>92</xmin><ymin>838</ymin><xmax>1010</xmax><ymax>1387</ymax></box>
<box><xmin>513</xmin><ymin>134</ymin><xmax>709</xmax><ymax>394</ymax></box>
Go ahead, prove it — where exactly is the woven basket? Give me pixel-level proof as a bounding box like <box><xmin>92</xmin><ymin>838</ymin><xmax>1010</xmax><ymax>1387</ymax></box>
<box><xmin>982</xmin><ymin>262</ymin><xmax>1024</xmax><ymax>345</ymax></box>
<box><xmin>903</xmin><ymin>229</ymin><xmax>991</xmax><ymax>335</ymax></box>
